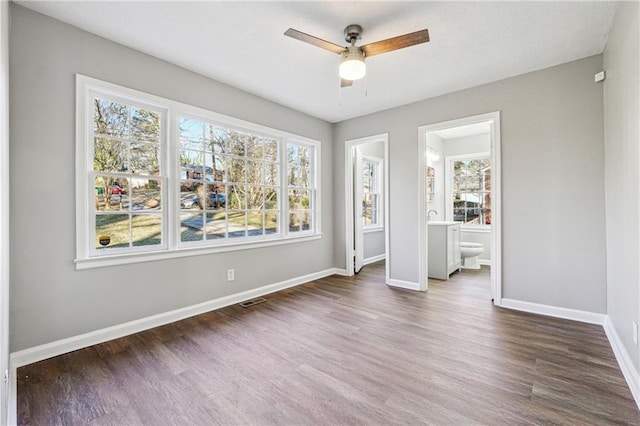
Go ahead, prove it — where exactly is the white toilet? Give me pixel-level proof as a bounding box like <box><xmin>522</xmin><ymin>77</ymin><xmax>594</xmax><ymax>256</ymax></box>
<box><xmin>460</xmin><ymin>242</ymin><xmax>484</xmax><ymax>269</ymax></box>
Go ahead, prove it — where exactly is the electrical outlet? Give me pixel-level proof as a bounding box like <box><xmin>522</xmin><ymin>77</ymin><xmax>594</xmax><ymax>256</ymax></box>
<box><xmin>227</xmin><ymin>268</ymin><xmax>235</xmax><ymax>282</ymax></box>
<box><xmin>633</xmin><ymin>321</ymin><xmax>638</xmax><ymax>346</ymax></box>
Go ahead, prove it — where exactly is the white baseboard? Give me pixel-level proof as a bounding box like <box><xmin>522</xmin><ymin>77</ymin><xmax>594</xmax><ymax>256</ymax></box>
<box><xmin>9</xmin><ymin>267</ymin><xmax>341</xmax><ymax>369</ymax></box>
<box><xmin>388</xmin><ymin>278</ymin><xmax>422</xmax><ymax>292</ymax></box>
<box><xmin>604</xmin><ymin>316</ymin><xmax>640</xmax><ymax>409</ymax></box>
<box><xmin>332</xmin><ymin>268</ymin><xmax>350</xmax><ymax>276</ymax></box>
<box><xmin>501</xmin><ymin>298</ymin><xmax>605</xmax><ymax>325</ymax></box>
<box><xmin>479</xmin><ymin>259</ymin><xmax>491</xmax><ymax>266</ymax></box>
<box><xmin>363</xmin><ymin>254</ymin><xmax>386</xmax><ymax>266</ymax></box>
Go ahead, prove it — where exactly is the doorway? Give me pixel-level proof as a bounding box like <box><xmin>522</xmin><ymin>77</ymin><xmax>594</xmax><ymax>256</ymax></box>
<box><xmin>344</xmin><ymin>134</ymin><xmax>389</xmax><ymax>282</ymax></box>
<box><xmin>418</xmin><ymin>112</ymin><xmax>502</xmax><ymax>304</ymax></box>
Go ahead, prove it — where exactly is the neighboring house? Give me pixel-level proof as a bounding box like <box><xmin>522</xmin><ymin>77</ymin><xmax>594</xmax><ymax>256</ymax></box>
<box><xmin>0</xmin><ymin>2</ymin><xmax>638</xmax><ymax>423</ymax></box>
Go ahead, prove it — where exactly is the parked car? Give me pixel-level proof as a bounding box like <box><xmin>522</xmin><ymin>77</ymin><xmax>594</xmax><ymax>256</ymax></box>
<box><xmin>180</xmin><ymin>193</ymin><xmax>226</xmax><ymax>209</ymax></box>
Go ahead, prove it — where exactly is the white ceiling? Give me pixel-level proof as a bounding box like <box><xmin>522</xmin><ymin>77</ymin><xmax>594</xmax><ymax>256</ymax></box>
<box><xmin>17</xmin><ymin>1</ymin><xmax>619</xmax><ymax>123</ymax></box>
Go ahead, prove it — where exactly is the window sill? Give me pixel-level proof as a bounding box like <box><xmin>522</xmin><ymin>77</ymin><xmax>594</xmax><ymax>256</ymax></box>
<box><xmin>461</xmin><ymin>227</ymin><xmax>491</xmax><ymax>234</ymax></box>
<box><xmin>75</xmin><ymin>233</ymin><xmax>322</xmax><ymax>270</ymax></box>
<box><xmin>363</xmin><ymin>227</ymin><xmax>384</xmax><ymax>234</ymax></box>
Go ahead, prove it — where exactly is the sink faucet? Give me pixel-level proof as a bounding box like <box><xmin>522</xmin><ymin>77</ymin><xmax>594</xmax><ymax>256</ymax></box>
<box><xmin>427</xmin><ymin>209</ymin><xmax>438</xmax><ymax>220</ymax></box>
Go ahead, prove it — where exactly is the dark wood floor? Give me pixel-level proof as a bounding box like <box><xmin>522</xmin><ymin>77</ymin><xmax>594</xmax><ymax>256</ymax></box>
<box><xmin>17</xmin><ymin>263</ymin><xmax>639</xmax><ymax>425</ymax></box>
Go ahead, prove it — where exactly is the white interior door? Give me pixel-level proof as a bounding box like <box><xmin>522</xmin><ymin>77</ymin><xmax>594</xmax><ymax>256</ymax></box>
<box><xmin>354</xmin><ymin>147</ymin><xmax>364</xmax><ymax>273</ymax></box>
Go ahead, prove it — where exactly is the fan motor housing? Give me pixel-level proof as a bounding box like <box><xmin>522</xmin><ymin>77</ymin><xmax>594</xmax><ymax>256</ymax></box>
<box><xmin>344</xmin><ymin>24</ymin><xmax>363</xmax><ymax>43</ymax></box>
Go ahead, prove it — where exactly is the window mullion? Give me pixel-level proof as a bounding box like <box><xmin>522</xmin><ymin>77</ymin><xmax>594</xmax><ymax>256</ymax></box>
<box><xmin>167</xmin><ymin>105</ymin><xmax>178</xmax><ymax>251</ymax></box>
<box><xmin>281</xmin><ymin>138</ymin><xmax>288</xmax><ymax>237</ymax></box>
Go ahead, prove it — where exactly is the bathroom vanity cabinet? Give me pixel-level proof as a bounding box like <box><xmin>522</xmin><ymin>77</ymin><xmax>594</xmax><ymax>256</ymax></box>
<box><xmin>428</xmin><ymin>221</ymin><xmax>461</xmax><ymax>280</ymax></box>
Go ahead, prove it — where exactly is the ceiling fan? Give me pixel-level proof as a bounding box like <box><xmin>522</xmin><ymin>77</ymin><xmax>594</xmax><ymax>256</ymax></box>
<box><xmin>284</xmin><ymin>24</ymin><xmax>430</xmax><ymax>87</ymax></box>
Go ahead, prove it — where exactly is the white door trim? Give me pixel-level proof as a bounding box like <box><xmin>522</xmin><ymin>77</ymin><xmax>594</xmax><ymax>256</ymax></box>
<box><xmin>354</xmin><ymin>147</ymin><xmax>364</xmax><ymax>273</ymax></box>
<box><xmin>418</xmin><ymin>112</ymin><xmax>502</xmax><ymax>304</ymax></box>
<box><xmin>1</xmin><ymin>1</ymin><xmax>10</xmax><ymax>424</ymax></box>
<box><xmin>344</xmin><ymin>133</ymin><xmax>389</xmax><ymax>284</ymax></box>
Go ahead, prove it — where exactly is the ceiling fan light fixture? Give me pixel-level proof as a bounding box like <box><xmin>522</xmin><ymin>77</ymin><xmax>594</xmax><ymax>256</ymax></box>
<box><xmin>339</xmin><ymin>46</ymin><xmax>366</xmax><ymax>81</ymax></box>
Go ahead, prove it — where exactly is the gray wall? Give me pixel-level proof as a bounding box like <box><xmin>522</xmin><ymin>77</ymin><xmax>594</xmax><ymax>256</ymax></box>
<box><xmin>9</xmin><ymin>5</ymin><xmax>334</xmax><ymax>351</ymax></box>
<box><xmin>334</xmin><ymin>55</ymin><xmax>607</xmax><ymax>313</ymax></box>
<box><xmin>604</xmin><ymin>2</ymin><xmax>640</xmax><ymax>369</ymax></box>
<box><xmin>363</xmin><ymin>230</ymin><xmax>385</xmax><ymax>262</ymax></box>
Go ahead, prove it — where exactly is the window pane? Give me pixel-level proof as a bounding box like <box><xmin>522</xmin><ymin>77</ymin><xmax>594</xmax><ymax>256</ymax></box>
<box><xmin>131</xmin><ymin>179</ymin><xmax>161</xmax><ymax>211</ymax></box>
<box><xmin>180</xmin><ymin>212</ymin><xmax>203</xmax><ymax>242</ymax></box>
<box><xmin>205</xmin><ymin>212</ymin><xmax>226</xmax><ymax>240</ymax></box>
<box><xmin>264</xmin><ymin>140</ymin><xmax>278</xmax><ymax>163</ymax></box>
<box><xmin>227</xmin><ymin>185</ymin><xmax>246</xmax><ymax>209</ymax></box>
<box><xmin>246</xmin><ymin>137</ymin><xmax>263</xmax><ymax>159</ymax></box>
<box><xmin>205</xmin><ymin>184</ymin><xmax>227</xmax><ymax>211</ymax></box>
<box><xmin>228</xmin><ymin>212</ymin><xmax>246</xmax><ymax>238</ymax></box>
<box><xmin>180</xmin><ymin>150</ymin><xmax>204</xmax><ymax>181</ymax></box>
<box><xmin>299</xmin><ymin>146</ymin><xmax>310</xmax><ymax>167</ymax></box>
<box><xmin>205</xmin><ymin>125</ymin><xmax>226</xmax><ymax>154</ymax></box>
<box><xmin>287</xmin><ymin>144</ymin><xmax>298</xmax><ymax>165</ymax></box>
<box><xmin>94</xmin><ymin>137</ymin><xmax>126</xmax><ymax>172</ymax></box>
<box><xmin>247</xmin><ymin>186</ymin><xmax>265</xmax><ymax>210</ymax></box>
<box><xmin>301</xmin><ymin>210</ymin><xmax>311</xmax><ymax>231</ymax></box>
<box><xmin>180</xmin><ymin>181</ymin><xmax>201</xmax><ymax>210</ymax></box>
<box><xmin>179</xmin><ymin>118</ymin><xmax>203</xmax><ymax>149</ymax></box>
<box><xmin>453</xmin><ymin>207</ymin><xmax>465</xmax><ymax>222</ymax></box>
<box><xmin>482</xmin><ymin>208</ymin><xmax>492</xmax><ymax>225</ymax></box>
<box><xmin>289</xmin><ymin>212</ymin><xmax>300</xmax><ymax>232</ymax></box>
<box><xmin>95</xmin><ymin>177</ymin><xmax>129</xmax><ymax>212</ymax></box>
<box><xmin>130</xmin><ymin>142</ymin><xmax>159</xmax><ymax>175</ymax></box>
<box><xmin>265</xmin><ymin>212</ymin><xmax>278</xmax><ymax>235</ymax></box>
<box><xmin>132</xmin><ymin>214</ymin><xmax>162</xmax><ymax>247</ymax></box>
<box><xmin>228</xmin><ymin>158</ymin><xmax>245</xmax><ymax>183</ymax></box>
<box><xmin>299</xmin><ymin>167</ymin><xmax>311</xmax><ymax>188</ymax></box>
<box><xmin>265</xmin><ymin>162</ymin><xmax>278</xmax><ymax>185</ymax></box>
<box><xmin>130</xmin><ymin>107</ymin><xmax>159</xmax><ymax>142</ymax></box>
<box><xmin>246</xmin><ymin>160</ymin><xmax>263</xmax><ymax>184</ymax></box>
<box><xmin>264</xmin><ymin>187</ymin><xmax>278</xmax><ymax>209</ymax></box>
<box><xmin>94</xmin><ymin>99</ymin><xmax>128</xmax><ymax>136</ymax></box>
<box><xmin>95</xmin><ymin>214</ymin><xmax>129</xmax><ymax>249</ymax></box>
<box><xmin>247</xmin><ymin>212</ymin><xmax>264</xmax><ymax>237</ymax></box>
<box><xmin>227</xmin><ymin>132</ymin><xmax>245</xmax><ymax>156</ymax></box>
<box><xmin>289</xmin><ymin>189</ymin><xmax>302</xmax><ymax>210</ymax></box>
<box><xmin>288</xmin><ymin>166</ymin><xmax>300</xmax><ymax>187</ymax></box>
<box><xmin>205</xmin><ymin>154</ymin><xmax>225</xmax><ymax>182</ymax></box>
<box><xmin>465</xmin><ymin>174</ymin><xmax>480</xmax><ymax>191</ymax></box>
<box><xmin>363</xmin><ymin>208</ymin><xmax>372</xmax><ymax>225</ymax></box>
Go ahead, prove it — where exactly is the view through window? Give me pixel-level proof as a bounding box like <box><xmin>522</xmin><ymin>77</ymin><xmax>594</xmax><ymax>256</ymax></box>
<box><xmin>452</xmin><ymin>158</ymin><xmax>491</xmax><ymax>225</ymax></box>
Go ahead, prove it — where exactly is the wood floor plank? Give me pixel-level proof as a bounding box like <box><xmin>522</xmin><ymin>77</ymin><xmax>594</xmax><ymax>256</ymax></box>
<box><xmin>17</xmin><ymin>262</ymin><xmax>640</xmax><ymax>425</ymax></box>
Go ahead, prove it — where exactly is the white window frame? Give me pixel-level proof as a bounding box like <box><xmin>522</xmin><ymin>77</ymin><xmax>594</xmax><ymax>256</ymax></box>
<box><xmin>445</xmin><ymin>152</ymin><xmax>491</xmax><ymax>231</ymax></box>
<box><xmin>362</xmin><ymin>155</ymin><xmax>383</xmax><ymax>232</ymax></box>
<box><xmin>76</xmin><ymin>75</ymin><xmax>321</xmax><ymax>270</ymax></box>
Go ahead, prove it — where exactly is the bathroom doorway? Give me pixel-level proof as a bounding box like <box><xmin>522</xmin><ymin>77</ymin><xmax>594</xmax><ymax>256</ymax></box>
<box><xmin>417</xmin><ymin>112</ymin><xmax>502</xmax><ymax>305</ymax></box>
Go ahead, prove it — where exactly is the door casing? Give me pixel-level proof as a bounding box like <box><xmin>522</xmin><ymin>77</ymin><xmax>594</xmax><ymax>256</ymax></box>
<box><xmin>418</xmin><ymin>112</ymin><xmax>502</xmax><ymax>303</ymax></box>
<box><xmin>344</xmin><ymin>133</ymin><xmax>389</xmax><ymax>282</ymax></box>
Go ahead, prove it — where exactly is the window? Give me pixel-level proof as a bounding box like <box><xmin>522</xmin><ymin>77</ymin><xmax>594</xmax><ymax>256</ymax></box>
<box><xmin>178</xmin><ymin>117</ymin><xmax>281</xmax><ymax>243</ymax></box>
<box><xmin>76</xmin><ymin>76</ymin><xmax>320</xmax><ymax>268</ymax></box>
<box><xmin>91</xmin><ymin>97</ymin><xmax>166</xmax><ymax>254</ymax></box>
<box><xmin>448</xmin><ymin>154</ymin><xmax>491</xmax><ymax>226</ymax></box>
<box><xmin>287</xmin><ymin>142</ymin><xmax>315</xmax><ymax>232</ymax></box>
<box><xmin>362</xmin><ymin>157</ymin><xmax>382</xmax><ymax>228</ymax></box>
